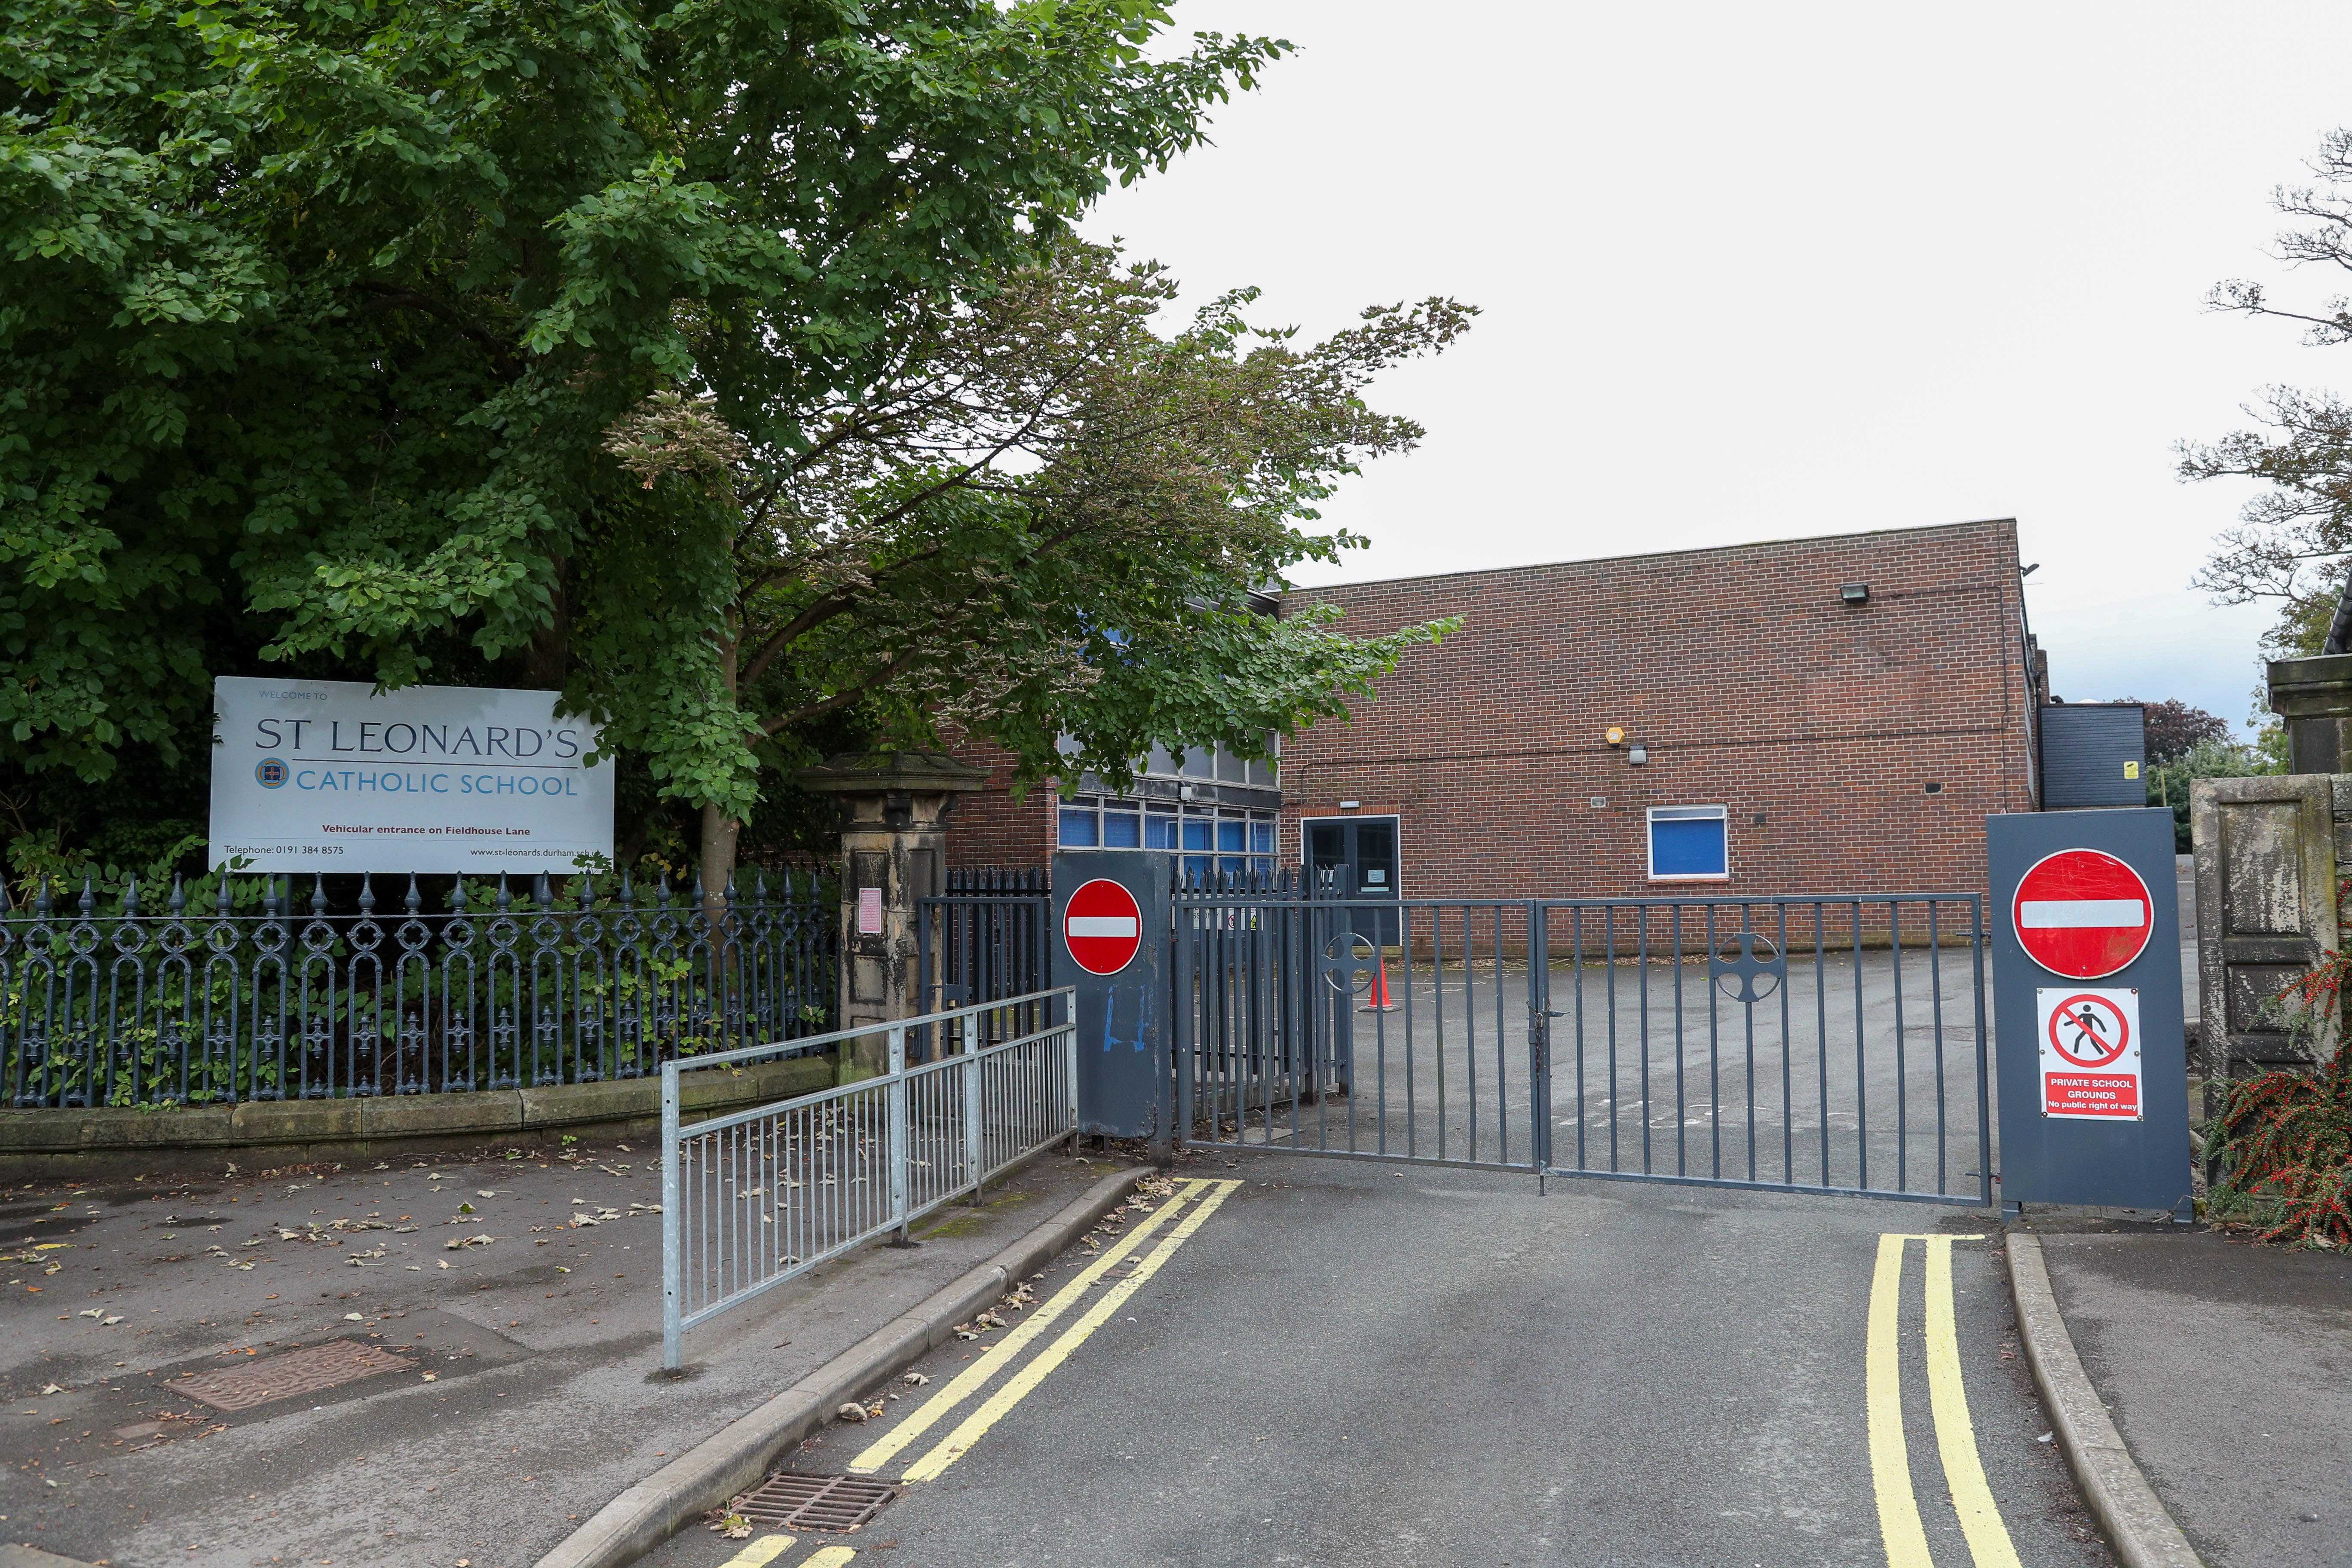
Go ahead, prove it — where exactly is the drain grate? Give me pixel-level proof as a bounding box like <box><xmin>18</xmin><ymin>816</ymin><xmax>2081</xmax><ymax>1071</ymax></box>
<box><xmin>173</xmin><ymin>1339</ymin><xmax>415</xmax><ymax>1412</ymax></box>
<box><xmin>734</xmin><ymin>1472</ymin><xmax>898</xmax><ymax>1532</ymax></box>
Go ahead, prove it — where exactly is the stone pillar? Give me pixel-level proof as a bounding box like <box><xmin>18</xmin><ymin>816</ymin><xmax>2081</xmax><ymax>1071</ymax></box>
<box><xmin>794</xmin><ymin>750</ymin><xmax>989</xmax><ymax>1080</ymax></box>
<box><xmin>2267</xmin><ymin>654</ymin><xmax>2352</xmax><ymax>774</ymax></box>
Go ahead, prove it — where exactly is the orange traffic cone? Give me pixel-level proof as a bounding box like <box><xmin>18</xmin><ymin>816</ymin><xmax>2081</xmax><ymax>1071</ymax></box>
<box><xmin>1360</xmin><ymin>954</ymin><xmax>1400</xmax><ymax>1012</ymax></box>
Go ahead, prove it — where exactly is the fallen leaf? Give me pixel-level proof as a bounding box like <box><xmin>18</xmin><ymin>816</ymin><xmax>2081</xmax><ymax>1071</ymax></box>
<box><xmin>836</xmin><ymin>1402</ymin><xmax>870</xmax><ymax>1422</ymax></box>
<box><xmin>344</xmin><ymin>1313</ymin><xmax>364</xmax><ymax>1321</ymax></box>
<box><xmin>901</xmin><ymin>1372</ymin><xmax>930</xmax><ymax>1387</ymax></box>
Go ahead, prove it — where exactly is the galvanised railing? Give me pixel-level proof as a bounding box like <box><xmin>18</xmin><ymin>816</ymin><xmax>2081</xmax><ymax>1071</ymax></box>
<box><xmin>2</xmin><ymin>870</ymin><xmax>838</xmax><ymax>1108</ymax></box>
<box><xmin>662</xmin><ymin>986</ymin><xmax>1078</xmax><ymax>1368</ymax></box>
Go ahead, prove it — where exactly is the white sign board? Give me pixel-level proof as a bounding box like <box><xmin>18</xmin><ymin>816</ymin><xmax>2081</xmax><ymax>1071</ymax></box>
<box><xmin>209</xmin><ymin>677</ymin><xmax>614</xmax><ymax>874</ymax></box>
<box><xmin>2035</xmin><ymin>986</ymin><xmax>2142</xmax><ymax>1121</ymax></box>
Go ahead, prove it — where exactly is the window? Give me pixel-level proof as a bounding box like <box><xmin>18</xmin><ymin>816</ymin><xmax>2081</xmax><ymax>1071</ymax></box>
<box><xmin>1059</xmin><ymin>796</ymin><xmax>1276</xmax><ymax>878</ymax></box>
<box><xmin>1647</xmin><ymin>805</ymin><xmax>1729</xmax><ymax>881</ymax></box>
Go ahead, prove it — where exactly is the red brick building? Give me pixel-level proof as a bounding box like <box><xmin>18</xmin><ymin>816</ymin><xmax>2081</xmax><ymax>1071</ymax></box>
<box><xmin>946</xmin><ymin>518</ymin><xmax>2046</xmax><ymax>899</ymax></box>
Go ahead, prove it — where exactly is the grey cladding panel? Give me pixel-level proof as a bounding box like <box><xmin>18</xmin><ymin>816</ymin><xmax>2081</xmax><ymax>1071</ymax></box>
<box><xmin>2040</xmin><ymin>703</ymin><xmax>2147</xmax><ymax>808</ymax></box>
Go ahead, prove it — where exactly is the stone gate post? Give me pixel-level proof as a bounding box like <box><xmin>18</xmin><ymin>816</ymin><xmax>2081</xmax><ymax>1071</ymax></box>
<box><xmin>795</xmin><ymin>750</ymin><xmax>989</xmax><ymax>1080</ymax></box>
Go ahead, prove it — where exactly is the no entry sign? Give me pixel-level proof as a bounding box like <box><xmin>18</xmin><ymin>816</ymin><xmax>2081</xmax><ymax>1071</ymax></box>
<box><xmin>1063</xmin><ymin>878</ymin><xmax>1144</xmax><ymax>976</ymax></box>
<box><xmin>2010</xmin><ymin>848</ymin><xmax>2153</xmax><ymax>980</ymax></box>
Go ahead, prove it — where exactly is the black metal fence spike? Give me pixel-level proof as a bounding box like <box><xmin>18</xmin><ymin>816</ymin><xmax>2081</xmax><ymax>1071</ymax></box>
<box><xmin>496</xmin><ymin>875</ymin><xmax>512</xmax><ymax>912</ymax></box>
<box><xmin>0</xmin><ymin>866</ymin><xmax>841</xmax><ymax>1109</ymax></box>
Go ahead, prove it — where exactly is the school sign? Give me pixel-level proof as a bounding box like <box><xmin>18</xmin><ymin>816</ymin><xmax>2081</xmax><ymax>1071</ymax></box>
<box><xmin>209</xmin><ymin>677</ymin><xmax>615</xmax><ymax>874</ymax></box>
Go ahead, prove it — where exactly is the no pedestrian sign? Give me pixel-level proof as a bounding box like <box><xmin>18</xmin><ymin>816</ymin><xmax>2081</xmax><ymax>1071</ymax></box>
<box><xmin>1063</xmin><ymin>879</ymin><xmax>1144</xmax><ymax>976</ymax></box>
<box><xmin>2037</xmin><ymin>987</ymin><xmax>2142</xmax><ymax>1120</ymax></box>
<box><xmin>2011</xmin><ymin>848</ymin><xmax>2153</xmax><ymax>980</ymax></box>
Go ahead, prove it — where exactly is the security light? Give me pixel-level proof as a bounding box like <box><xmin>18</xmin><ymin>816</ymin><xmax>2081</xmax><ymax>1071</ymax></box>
<box><xmin>1627</xmin><ymin>746</ymin><xmax>1649</xmax><ymax>766</ymax></box>
<box><xmin>1839</xmin><ymin>583</ymin><xmax>1870</xmax><ymax>606</ymax></box>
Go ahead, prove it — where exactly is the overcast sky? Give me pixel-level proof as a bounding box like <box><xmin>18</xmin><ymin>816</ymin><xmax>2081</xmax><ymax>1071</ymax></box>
<box><xmin>1081</xmin><ymin>2</ymin><xmax>2352</xmax><ymax>736</ymax></box>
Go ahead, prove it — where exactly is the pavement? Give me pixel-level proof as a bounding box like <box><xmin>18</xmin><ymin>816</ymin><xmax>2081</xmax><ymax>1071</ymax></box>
<box><xmin>637</xmin><ymin>1150</ymin><xmax>2104</xmax><ymax>1568</ymax></box>
<box><xmin>0</xmin><ymin>1138</ymin><xmax>1126</xmax><ymax>1567</ymax></box>
<box><xmin>2023</xmin><ymin>1213</ymin><xmax>2352</xmax><ymax>1568</ymax></box>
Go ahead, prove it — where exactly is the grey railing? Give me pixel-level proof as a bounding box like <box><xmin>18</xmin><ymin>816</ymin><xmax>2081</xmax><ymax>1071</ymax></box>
<box><xmin>660</xmin><ymin>986</ymin><xmax>1078</xmax><ymax>1369</ymax></box>
<box><xmin>1174</xmin><ymin>888</ymin><xmax>1992</xmax><ymax>1208</ymax></box>
<box><xmin>2</xmin><ymin>870</ymin><xmax>837</xmax><ymax>1107</ymax></box>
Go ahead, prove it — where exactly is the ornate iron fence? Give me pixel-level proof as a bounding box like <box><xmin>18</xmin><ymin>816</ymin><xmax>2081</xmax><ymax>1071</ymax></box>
<box><xmin>2</xmin><ymin>870</ymin><xmax>839</xmax><ymax>1109</ymax></box>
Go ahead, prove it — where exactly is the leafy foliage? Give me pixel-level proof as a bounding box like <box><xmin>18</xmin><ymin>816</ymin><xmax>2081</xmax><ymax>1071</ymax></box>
<box><xmin>2186</xmin><ymin>130</ymin><xmax>2352</xmax><ymax>655</ymax></box>
<box><xmin>589</xmin><ymin>241</ymin><xmax>1467</xmax><ymax>870</ymax></box>
<box><xmin>2211</xmin><ymin>939</ymin><xmax>2352</xmax><ymax>1245</ymax></box>
<box><xmin>2142</xmin><ymin>734</ymin><xmax>2277</xmax><ymax>852</ymax></box>
<box><xmin>6</xmin><ymin>0</ymin><xmax>1395</xmax><ymax>851</ymax></box>
<box><xmin>4</xmin><ymin>0</ymin><xmax>1460</xmax><ymax>892</ymax></box>
<box><xmin>2123</xmin><ymin>697</ymin><xmax>2232</xmax><ymax>765</ymax></box>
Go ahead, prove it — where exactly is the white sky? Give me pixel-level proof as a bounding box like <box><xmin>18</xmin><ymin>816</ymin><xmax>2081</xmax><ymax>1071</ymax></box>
<box><xmin>1081</xmin><ymin>2</ymin><xmax>2352</xmax><ymax>737</ymax></box>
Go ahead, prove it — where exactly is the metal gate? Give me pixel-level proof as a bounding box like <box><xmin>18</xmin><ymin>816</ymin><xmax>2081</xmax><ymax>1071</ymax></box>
<box><xmin>1173</xmin><ymin>885</ymin><xmax>1992</xmax><ymax>1207</ymax></box>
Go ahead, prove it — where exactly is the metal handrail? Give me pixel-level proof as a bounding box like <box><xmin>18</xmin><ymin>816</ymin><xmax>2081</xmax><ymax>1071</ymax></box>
<box><xmin>660</xmin><ymin>986</ymin><xmax>1078</xmax><ymax>1369</ymax></box>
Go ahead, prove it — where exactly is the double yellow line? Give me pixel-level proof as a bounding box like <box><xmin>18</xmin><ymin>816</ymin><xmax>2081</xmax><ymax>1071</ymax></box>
<box><xmin>1867</xmin><ymin>1234</ymin><xmax>2021</xmax><ymax>1568</ymax></box>
<box><xmin>717</xmin><ymin>1537</ymin><xmax>854</xmax><ymax>1568</ymax></box>
<box><xmin>850</xmin><ymin>1178</ymin><xmax>1240</xmax><ymax>1483</ymax></box>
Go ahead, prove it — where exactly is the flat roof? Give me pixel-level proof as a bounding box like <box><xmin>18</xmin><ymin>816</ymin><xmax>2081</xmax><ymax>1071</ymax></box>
<box><xmin>1278</xmin><ymin>516</ymin><xmax>2019</xmax><ymax>594</ymax></box>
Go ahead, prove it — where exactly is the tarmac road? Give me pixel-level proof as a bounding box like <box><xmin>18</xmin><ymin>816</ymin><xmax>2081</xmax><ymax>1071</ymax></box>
<box><xmin>641</xmin><ymin>1152</ymin><xmax>2110</xmax><ymax>1568</ymax></box>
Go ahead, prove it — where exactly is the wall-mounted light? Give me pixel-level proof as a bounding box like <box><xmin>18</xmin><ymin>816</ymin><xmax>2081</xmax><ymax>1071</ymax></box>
<box><xmin>1338</xmin><ymin>799</ymin><xmax>1361</xmax><ymax>811</ymax></box>
<box><xmin>1627</xmin><ymin>745</ymin><xmax>1649</xmax><ymax>766</ymax></box>
<box><xmin>2021</xmin><ymin>563</ymin><xmax>2040</xmax><ymax>577</ymax></box>
<box><xmin>1839</xmin><ymin>583</ymin><xmax>1870</xmax><ymax>606</ymax></box>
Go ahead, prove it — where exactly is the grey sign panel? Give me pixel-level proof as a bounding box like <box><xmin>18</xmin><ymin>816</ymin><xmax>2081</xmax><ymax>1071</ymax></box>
<box><xmin>2039</xmin><ymin>702</ymin><xmax>2147</xmax><ymax>809</ymax></box>
<box><xmin>1987</xmin><ymin>807</ymin><xmax>2192</xmax><ymax>1213</ymax></box>
<box><xmin>1052</xmin><ymin>851</ymin><xmax>1170</xmax><ymax>1143</ymax></box>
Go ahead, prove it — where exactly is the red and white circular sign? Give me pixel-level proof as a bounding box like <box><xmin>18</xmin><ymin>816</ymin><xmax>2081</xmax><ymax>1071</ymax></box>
<box><xmin>1063</xmin><ymin>879</ymin><xmax>1144</xmax><ymax>976</ymax></box>
<box><xmin>2011</xmin><ymin>849</ymin><xmax>2153</xmax><ymax>980</ymax></box>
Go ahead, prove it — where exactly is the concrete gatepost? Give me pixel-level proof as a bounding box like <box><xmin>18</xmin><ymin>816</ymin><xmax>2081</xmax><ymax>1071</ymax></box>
<box><xmin>2268</xmin><ymin>653</ymin><xmax>2352</xmax><ymax>775</ymax></box>
<box><xmin>794</xmin><ymin>750</ymin><xmax>989</xmax><ymax>1081</ymax></box>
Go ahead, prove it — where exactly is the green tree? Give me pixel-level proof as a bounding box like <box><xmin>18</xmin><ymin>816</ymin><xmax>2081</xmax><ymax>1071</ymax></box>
<box><xmin>2146</xmin><ymin>736</ymin><xmax>2280</xmax><ymax>853</ymax></box>
<box><xmin>5</xmin><ymin>0</ymin><xmax>1449</xmax><ymax>894</ymax></box>
<box><xmin>595</xmin><ymin>241</ymin><xmax>1466</xmax><ymax>891</ymax></box>
<box><xmin>2187</xmin><ymin>130</ymin><xmax>2352</xmax><ymax>654</ymax></box>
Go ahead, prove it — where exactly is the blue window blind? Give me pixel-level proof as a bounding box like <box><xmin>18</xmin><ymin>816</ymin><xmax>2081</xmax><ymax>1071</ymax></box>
<box><xmin>1648</xmin><ymin>806</ymin><xmax>1728</xmax><ymax>879</ymax></box>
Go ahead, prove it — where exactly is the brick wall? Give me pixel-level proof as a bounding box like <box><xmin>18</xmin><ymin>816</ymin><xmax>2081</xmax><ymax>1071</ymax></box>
<box><xmin>939</xmin><ymin>728</ymin><xmax>1054</xmax><ymax>870</ymax></box>
<box><xmin>945</xmin><ymin>518</ymin><xmax>2040</xmax><ymax>900</ymax></box>
<box><xmin>1277</xmin><ymin>518</ymin><xmax>2036</xmax><ymax>900</ymax></box>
